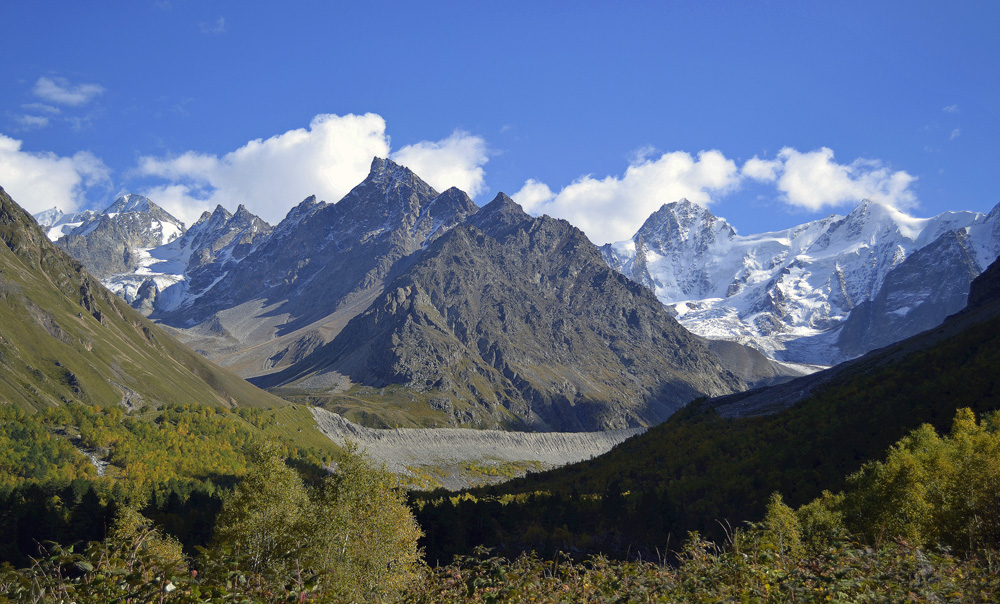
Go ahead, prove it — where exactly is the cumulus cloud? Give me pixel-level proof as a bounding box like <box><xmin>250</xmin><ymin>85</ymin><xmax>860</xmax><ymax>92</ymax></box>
<box><xmin>0</xmin><ymin>133</ymin><xmax>111</xmax><ymax>214</ymax></box>
<box><xmin>138</xmin><ymin>113</ymin><xmax>390</xmax><ymax>224</ymax></box>
<box><xmin>512</xmin><ymin>150</ymin><xmax>740</xmax><ymax>244</ymax></box>
<box><xmin>743</xmin><ymin>147</ymin><xmax>917</xmax><ymax>212</ymax></box>
<box><xmin>33</xmin><ymin>76</ymin><xmax>104</xmax><ymax>106</ymax></box>
<box><xmin>511</xmin><ymin>179</ymin><xmax>555</xmax><ymax>213</ymax></box>
<box><xmin>136</xmin><ymin>114</ymin><xmax>492</xmax><ymax>226</ymax></box>
<box><xmin>390</xmin><ymin>131</ymin><xmax>489</xmax><ymax>197</ymax></box>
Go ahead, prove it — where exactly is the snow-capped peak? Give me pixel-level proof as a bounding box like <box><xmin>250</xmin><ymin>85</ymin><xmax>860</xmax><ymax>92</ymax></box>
<box><xmin>603</xmin><ymin>198</ymin><xmax>997</xmax><ymax>366</ymax></box>
<box><xmin>33</xmin><ymin>207</ymin><xmax>65</xmax><ymax>227</ymax></box>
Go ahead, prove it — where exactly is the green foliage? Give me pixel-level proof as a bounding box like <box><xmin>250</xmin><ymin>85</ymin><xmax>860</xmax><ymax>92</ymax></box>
<box><xmin>794</xmin><ymin>490</ymin><xmax>845</xmax><ymax>554</ymax></box>
<box><xmin>0</xmin><ymin>508</ymin><xmax>191</xmax><ymax>604</ymax></box>
<box><xmin>210</xmin><ymin>442</ymin><xmax>310</xmax><ymax>576</ymax></box>
<box><xmin>841</xmin><ymin>407</ymin><xmax>1000</xmax><ymax>554</ymax></box>
<box><xmin>402</xmin><ymin>539</ymin><xmax>999</xmax><ymax>604</ymax></box>
<box><xmin>760</xmin><ymin>492</ymin><xmax>802</xmax><ymax>559</ymax></box>
<box><xmin>310</xmin><ymin>443</ymin><xmax>424</xmax><ymax>602</ymax></box>
<box><xmin>0</xmin><ymin>404</ymin><xmax>94</xmax><ymax>488</ymax></box>
<box><xmin>207</xmin><ymin>441</ymin><xmax>423</xmax><ymax>603</ymax></box>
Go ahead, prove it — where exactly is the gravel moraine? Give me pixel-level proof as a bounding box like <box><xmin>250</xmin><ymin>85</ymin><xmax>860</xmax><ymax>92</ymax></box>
<box><xmin>311</xmin><ymin>407</ymin><xmax>645</xmax><ymax>489</ymax></box>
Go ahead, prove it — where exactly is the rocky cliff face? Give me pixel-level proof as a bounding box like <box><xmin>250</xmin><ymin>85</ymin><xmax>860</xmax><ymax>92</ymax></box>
<box><xmin>35</xmin><ymin>159</ymin><xmax>787</xmax><ymax>432</ymax></box>
<box><xmin>255</xmin><ymin>194</ymin><xmax>749</xmax><ymax>431</ymax></box>
<box><xmin>105</xmin><ymin>203</ymin><xmax>273</xmax><ymax>315</ymax></box>
<box><xmin>837</xmin><ymin>229</ymin><xmax>981</xmax><ymax>358</ymax></box>
<box><xmin>152</xmin><ymin>158</ymin><xmax>482</xmax><ymax>376</ymax></box>
<box><xmin>53</xmin><ymin>194</ymin><xmax>186</xmax><ymax>279</ymax></box>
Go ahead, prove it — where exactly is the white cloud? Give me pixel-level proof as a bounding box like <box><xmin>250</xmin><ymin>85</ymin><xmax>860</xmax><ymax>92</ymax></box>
<box><xmin>199</xmin><ymin>16</ymin><xmax>227</xmax><ymax>34</ymax></box>
<box><xmin>511</xmin><ymin>179</ymin><xmax>555</xmax><ymax>213</ymax></box>
<box><xmin>741</xmin><ymin>156</ymin><xmax>782</xmax><ymax>182</ymax></box>
<box><xmin>943</xmin><ymin>104</ymin><xmax>960</xmax><ymax>113</ymax></box>
<box><xmin>33</xmin><ymin>76</ymin><xmax>104</xmax><ymax>106</ymax></box>
<box><xmin>21</xmin><ymin>103</ymin><xmax>61</xmax><ymax>115</ymax></box>
<box><xmin>0</xmin><ymin>133</ymin><xmax>111</xmax><ymax>214</ymax></box>
<box><xmin>16</xmin><ymin>115</ymin><xmax>50</xmax><ymax>129</ymax></box>
<box><xmin>512</xmin><ymin>150</ymin><xmax>740</xmax><ymax>244</ymax></box>
<box><xmin>138</xmin><ymin>113</ymin><xmax>391</xmax><ymax>224</ymax></box>
<box><xmin>744</xmin><ymin>147</ymin><xmax>917</xmax><ymax>212</ymax></box>
<box><xmin>137</xmin><ymin>113</ymin><xmax>392</xmax><ymax>225</ymax></box>
<box><xmin>137</xmin><ymin>115</ymin><xmax>492</xmax><ymax>226</ymax></box>
<box><xmin>390</xmin><ymin>131</ymin><xmax>489</xmax><ymax>197</ymax></box>
<box><xmin>950</xmin><ymin>128</ymin><xmax>961</xmax><ymax>140</ymax></box>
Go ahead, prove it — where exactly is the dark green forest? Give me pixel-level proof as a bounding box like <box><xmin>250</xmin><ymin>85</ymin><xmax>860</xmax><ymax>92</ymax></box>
<box><xmin>411</xmin><ymin>308</ymin><xmax>1000</xmax><ymax>563</ymax></box>
<box><xmin>2</xmin><ymin>407</ymin><xmax>999</xmax><ymax>602</ymax></box>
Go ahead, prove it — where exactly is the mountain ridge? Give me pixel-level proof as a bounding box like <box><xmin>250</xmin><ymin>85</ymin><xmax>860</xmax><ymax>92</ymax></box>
<box><xmin>602</xmin><ymin>197</ymin><xmax>1000</xmax><ymax>365</ymax></box>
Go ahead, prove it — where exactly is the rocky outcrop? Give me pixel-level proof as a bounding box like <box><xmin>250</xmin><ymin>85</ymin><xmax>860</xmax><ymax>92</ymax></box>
<box><xmin>837</xmin><ymin>229</ymin><xmax>981</xmax><ymax>358</ymax></box>
<box><xmin>55</xmin><ymin>194</ymin><xmax>185</xmax><ymax>279</ymax></box>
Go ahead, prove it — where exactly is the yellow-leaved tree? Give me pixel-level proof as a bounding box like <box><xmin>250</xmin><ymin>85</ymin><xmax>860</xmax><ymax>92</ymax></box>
<box><xmin>209</xmin><ymin>441</ymin><xmax>422</xmax><ymax>602</ymax></box>
<box><xmin>840</xmin><ymin>408</ymin><xmax>1000</xmax><ymax>554</ymax></box>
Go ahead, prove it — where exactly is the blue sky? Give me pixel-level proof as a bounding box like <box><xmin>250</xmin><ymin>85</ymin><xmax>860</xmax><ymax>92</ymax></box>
<box><xmin>1</xmin><ymin>1</ymin><xmax>997</xmax><ymax>244</ymax></box>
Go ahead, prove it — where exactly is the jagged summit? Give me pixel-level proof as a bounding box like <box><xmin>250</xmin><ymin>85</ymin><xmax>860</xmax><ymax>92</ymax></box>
<box><xmin>467</xmin><ymin>192</ymin><xmax>529</xmax><ymax>236</ymax></box>
<box><xmin>33</xmin><ymin>206</ymin><xmax>65</xmax><ymax>227</ymax></box>
<box><xmin>105</xmin><ymin>193</ymin><xmax>154</xmax><ymax>214</ymax></box>
<box><xmin>630</xmin><ymin>200</ymin><xmax>738</xmax><ymax>265</ymax></box>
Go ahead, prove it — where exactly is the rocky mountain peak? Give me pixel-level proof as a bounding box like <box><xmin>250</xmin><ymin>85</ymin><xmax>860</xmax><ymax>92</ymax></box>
<box><xmin>635</xmin><ymin>199</ymin><xmax>736</xmax><ymax>250</ymax></box>
<box><xmin>105</xmin><ymin>193</ymin><xmax>154</xmax><ymax>215</ymax></box>
<box><xmin>280</xmin><ymin>195</ymin><xmax>326</xmax><ymax>227</ymax></box>
<box><xmin>331</xmin><ymin>157</ymin><xmax>439</xmax><ymax>230</ymax></box>
<box><xmin>33</xmin><ymin>207</ymin><xmax>64</xmax><ymax>227</ymax></box>
<box><xmin>839</xmin><ymin>198</ymin><xmax>905</xmax><ymax>240</ymax></box>
<box><xmin>365</xmin><ymin>157</ymin><xmax>432</xmax><ymax>195</ymax></box>
<box><xmin>468</xmin><ymin>193</ymin><xmax>529</xmax><ymax>236</ymax></box>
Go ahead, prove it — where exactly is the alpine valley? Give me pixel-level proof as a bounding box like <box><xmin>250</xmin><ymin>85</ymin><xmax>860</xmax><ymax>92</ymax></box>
<box><xmin>36</xmin><ymin>159</ymin><xmax>791</xmax><ymax>432</ymax></box>
<box><xmin>35</xmin><ymin>157</ymin><xmax>1000</xmax><ymax>430</ymax></box>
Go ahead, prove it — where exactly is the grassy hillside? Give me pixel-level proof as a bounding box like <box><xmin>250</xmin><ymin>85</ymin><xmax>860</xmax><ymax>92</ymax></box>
<box><xmin>0</xmin><ymin>185</ymin><xmax>286</xmax><ymax>412</ymax></box>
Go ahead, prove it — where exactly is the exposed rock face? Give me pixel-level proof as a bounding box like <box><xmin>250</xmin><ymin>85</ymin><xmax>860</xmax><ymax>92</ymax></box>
<box><xmin>603</xmin><ymin>198</ymin><xmax>1000</xmax><ymax>365</ymax></box>
<box><xmin>704</xmin><ymin>253</ymin><xmax>1000</xmax><ymax>419</ymax></box>
<box><xmin>105</xmin><ymin>203</ymin><xmax>273</xmax><ymax>315</ymax></box>
<box><xmin>150</xmin><ymin>159</ymin><xmax>481</xmax><ymax>377</ymax></box>
<box><xmin>255</xmin><ymin>194</ymin><xmax>749</xmax><ymax>431</ymax></box>
<box><xmin>55</xmin><ymin>194</ymin><xmax>186</xmax><ymax>279</ymax></box>
<box><xmin>37</xmin><ymin>159</ymin><xmax>784</xmax><ymax>432</ymax></box>
<box><xmin>967</xmin><ymin>247</ymin><xmax>1000</xmax><ymax>311</ymax></box>
<box><xmin>837</xmin><ymin>229</ymin><xmax>981</xmax><ymax>358</ymax></box>
<box><xmin>160</xmin><ymin>158</ymin><xmax>478</xmax><ymax>327</ymax></box>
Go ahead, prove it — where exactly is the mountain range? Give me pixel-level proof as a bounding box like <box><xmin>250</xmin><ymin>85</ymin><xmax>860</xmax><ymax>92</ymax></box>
<box><xmin>37</xmin><ymin>159</ymin><xmax>788</xmax><ymax>431</ymax></box>
<box><xmin>602</xmin><ymin>198</ymin><xmax>1000</xmax><ymax>365</ymax></box>
<box><xmin>35</xmin><ymin>157</ymin><xmax>997</xmax><ymax>429</ymax></box>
